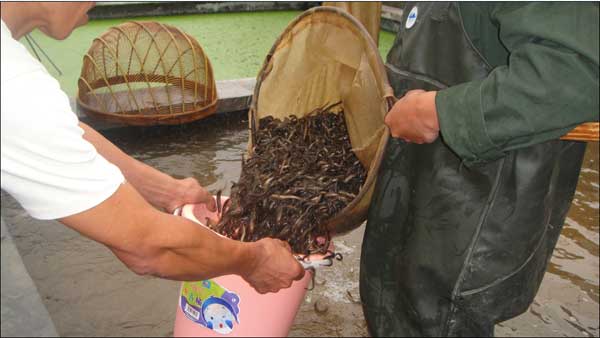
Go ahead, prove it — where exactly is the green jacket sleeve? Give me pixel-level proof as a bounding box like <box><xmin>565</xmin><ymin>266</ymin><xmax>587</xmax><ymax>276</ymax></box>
<box><xmin>436</xmin><ymin>3</ymin><xmax>599</xmax><ymax>166</ymax></box>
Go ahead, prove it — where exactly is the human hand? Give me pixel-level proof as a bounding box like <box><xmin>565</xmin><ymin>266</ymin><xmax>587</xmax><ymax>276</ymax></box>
<box><xmin>240</xmin><ymin>238</ymin><xmax>305</xmax><ymax>294</ymax></box>
<box><xmin>167</xmin><ymin>177</ymin><xmax>216</xmax><ymax>213</ymax></box>
<box><xmin>385</xmin><ymin>90</ymin><xmax>440</xmax><ymax>144</ymax></box>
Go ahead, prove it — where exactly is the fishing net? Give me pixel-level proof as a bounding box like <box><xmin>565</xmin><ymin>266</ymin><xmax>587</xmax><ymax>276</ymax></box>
<box><xmin>76</xmin><ymin>21</ymin><xmax>217</xmax><ymax>126</ymax></box>
<box><xmin>249</xmin><ymin>7</ymin><xmax>393</xmax><ymax>236</ymax></box>
<box><xmin>199</xmin><ymin>6</ymin><xmax>394</xmax><ymax>254</ymax></box>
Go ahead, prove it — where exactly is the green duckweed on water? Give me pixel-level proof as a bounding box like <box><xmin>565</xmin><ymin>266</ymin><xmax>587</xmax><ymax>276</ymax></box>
<box><xmin>22</xmin><ymin>11</ymin><xmax>396</xmax><ymax>98</ymax></box>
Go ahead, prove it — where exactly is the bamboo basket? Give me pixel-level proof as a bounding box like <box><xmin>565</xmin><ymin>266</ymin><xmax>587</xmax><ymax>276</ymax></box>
<box><xmin>77</xmin><ymin>21</ymin><xmax>217</xmax><ymax>126</ymax></box>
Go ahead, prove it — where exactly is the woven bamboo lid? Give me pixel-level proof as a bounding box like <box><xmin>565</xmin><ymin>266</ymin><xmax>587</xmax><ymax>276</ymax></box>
<box><xmin>77</xmin><ymin>21</ymin><xmax>217</xmax><ymax>126</ymax></box>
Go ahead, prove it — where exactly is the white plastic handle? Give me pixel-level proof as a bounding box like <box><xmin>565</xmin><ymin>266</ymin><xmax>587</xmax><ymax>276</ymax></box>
<box><xmin>297</xmin><ymin>257</ymin><xmax>333</xmax><ymax>270</ymax></box>
<box><xmin>173</xmin><ymin>206</ymin><xmax>182</xmax><ymax>216</ymax></box>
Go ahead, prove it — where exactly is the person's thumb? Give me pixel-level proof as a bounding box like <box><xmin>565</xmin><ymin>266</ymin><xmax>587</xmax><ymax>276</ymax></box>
<box><xmin>198</xmin><ymin>190</ymin><xmax>216</xmax><ymax>212</ymax></box>
<box><xmin>175</xmin><ymin>178</ymin><xmax>216</xmax><ymax>212</ymax></box>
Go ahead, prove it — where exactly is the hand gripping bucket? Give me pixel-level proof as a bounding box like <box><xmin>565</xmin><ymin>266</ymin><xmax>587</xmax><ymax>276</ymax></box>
<box><xmin>172</xmin><ymin>201</ymin><xmax>332</xmax><ymax>337</ymax></box>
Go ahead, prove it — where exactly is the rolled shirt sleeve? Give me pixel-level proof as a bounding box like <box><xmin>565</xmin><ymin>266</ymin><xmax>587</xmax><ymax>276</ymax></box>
<box><xmin>436</xmin><ymin>3</ymin><xmax>599</xmax><ymax>166</ymax></box>
<box><xmin>1</xmin><ymin>21</ymin><xmax>125</xmax><ymax>220</ymax></box>
<box><xmin>1</xmin><ymin>69</ymin><xmax>125</xmax><ymax>220</ymax></box>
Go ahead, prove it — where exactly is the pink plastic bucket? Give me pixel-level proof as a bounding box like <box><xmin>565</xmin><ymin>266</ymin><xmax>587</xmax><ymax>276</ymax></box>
<box><xmin>173</xmin><ymin>202</ymin><xmax>326</xmax><ymax>337</ymax></box>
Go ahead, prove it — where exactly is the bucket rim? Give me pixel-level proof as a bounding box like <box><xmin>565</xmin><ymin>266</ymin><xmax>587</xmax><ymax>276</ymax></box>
<box><xmin>176</xmin><ymin>202</ymin><xmax>334</xmax><ymax>260</ymax></box>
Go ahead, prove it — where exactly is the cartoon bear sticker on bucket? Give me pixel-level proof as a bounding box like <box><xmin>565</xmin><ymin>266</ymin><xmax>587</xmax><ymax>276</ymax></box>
<box><xmin>173</xmin><ymin>201</ymin><xmax>328</xmax><ymax>337</ymax></box>
<box><xmin>180</xmin><ymin>280</ymin><xmax>241</xmax><ymax>334</ymax></box>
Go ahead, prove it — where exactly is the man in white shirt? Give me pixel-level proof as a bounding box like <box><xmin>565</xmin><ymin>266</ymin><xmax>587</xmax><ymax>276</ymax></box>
<box><xmin>1</xmin><ymin>2</ymin><xmax>303</xmax><ymax>294</ymax></box>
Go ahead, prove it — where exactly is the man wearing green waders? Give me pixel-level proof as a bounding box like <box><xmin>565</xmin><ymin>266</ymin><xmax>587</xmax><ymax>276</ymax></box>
<box><xmin>360</xmin><ymin>3</ymin><xmax>599</xmax><ymax>336</ymax></box>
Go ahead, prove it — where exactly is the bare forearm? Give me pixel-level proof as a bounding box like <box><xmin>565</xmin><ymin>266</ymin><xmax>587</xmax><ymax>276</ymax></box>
<box><xmin>119</xmin><ymin>215</ymin><xmax>256</xmax><ymax>281</ymax></box>
<box><xmin>79</xmin><ymin>122</ymin><xmax>182</xmax><ymax>210</ymax></box>
<box><xmin>60</xmin><ymin>182</ymin><xmax>254</xmax><ymax>281</ymax></box>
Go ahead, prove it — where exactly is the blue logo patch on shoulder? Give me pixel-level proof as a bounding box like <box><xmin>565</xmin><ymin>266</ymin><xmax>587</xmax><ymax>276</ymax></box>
<box><xmin>406</xmin><ymin>6</ymin><xmax>418</xmax><ymax>29</ymax></box>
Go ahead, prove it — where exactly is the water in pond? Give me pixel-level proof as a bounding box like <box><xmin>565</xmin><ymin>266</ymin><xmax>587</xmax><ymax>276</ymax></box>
<box><xmin>22</xmin><ymin>11</ymin><xmax>396</xmax><ymax>98</ymax></box>
<box><xmin>1</xmin><ymin>112</ymin><xmax>598</xmax><ymax>337</ymax></box>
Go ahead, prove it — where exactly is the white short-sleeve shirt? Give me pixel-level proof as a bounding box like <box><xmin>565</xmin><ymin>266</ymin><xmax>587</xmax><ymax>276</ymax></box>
<box><xmin>1</xmin><ymin>20</ymin><xmax>125</xmax><ymax>220</ymax></box>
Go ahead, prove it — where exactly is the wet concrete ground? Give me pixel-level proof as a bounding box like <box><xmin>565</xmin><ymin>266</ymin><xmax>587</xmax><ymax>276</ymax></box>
<box><xmin>1</xmin><ymin>112</ymin><xmax>598</xmax><ymax>337</ymax></box>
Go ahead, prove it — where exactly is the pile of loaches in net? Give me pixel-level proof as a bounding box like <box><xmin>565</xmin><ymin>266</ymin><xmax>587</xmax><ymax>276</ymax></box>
<box><xmin>208</xmin><ymin>103</ymin><xmax>366</xmax><ymax>256</ymax></box>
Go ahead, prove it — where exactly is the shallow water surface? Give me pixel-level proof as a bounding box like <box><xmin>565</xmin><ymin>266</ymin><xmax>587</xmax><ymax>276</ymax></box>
<box><xmin>1</xmin><ymin>113</ymin><xmax>598</xmax><ymax>336</ymax></box>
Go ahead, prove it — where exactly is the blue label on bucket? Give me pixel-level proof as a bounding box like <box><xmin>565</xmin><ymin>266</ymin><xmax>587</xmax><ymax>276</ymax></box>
<box><xmin>180</xmin><ymin>280</ymin><xmax>241</xmax><ymax>335</ymax></box>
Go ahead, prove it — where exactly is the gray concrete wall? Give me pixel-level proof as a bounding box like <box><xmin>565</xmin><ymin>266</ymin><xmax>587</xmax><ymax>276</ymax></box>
<box><xmin>89</xmin><ymin>1</ymin><xmax>320</xmax><ymax>20</ymax></box>
<box><xmin>381</xmin><ymin>5</ymin><xmax>403</xmax><ymax>33</ymax></box>
<box><xmin>89</xmin><ymin>2</ymin><xmax>402</xmax><ymax>33</ymax></box>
